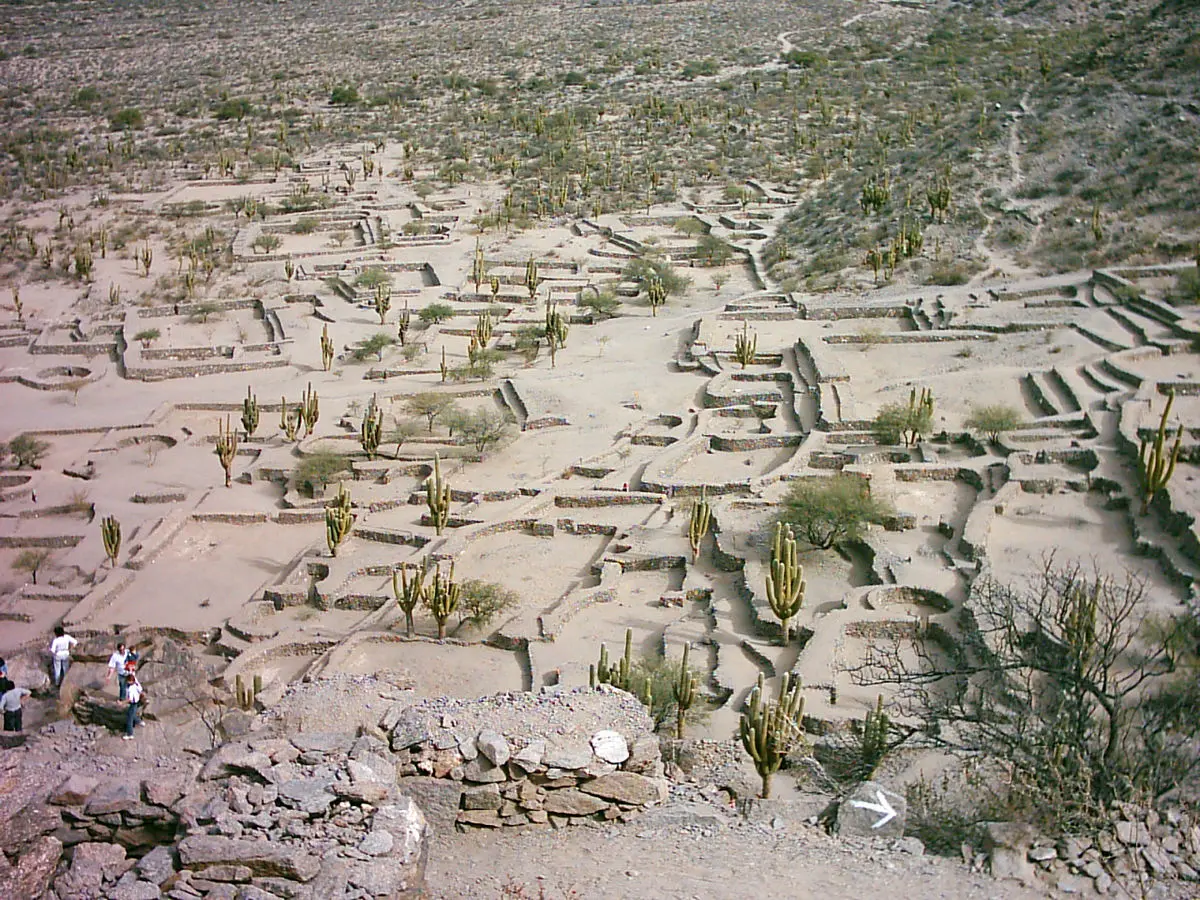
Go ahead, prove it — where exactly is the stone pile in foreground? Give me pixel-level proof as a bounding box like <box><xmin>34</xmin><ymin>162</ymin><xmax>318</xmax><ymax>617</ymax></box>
<box><xmin>382</xmin><ymin>686</ymin><xmax>669</xmax><ymax>830</ymax></box>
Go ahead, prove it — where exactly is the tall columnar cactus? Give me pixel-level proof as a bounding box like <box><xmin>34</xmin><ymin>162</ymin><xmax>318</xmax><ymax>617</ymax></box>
<box><xmin>739</xmin><ymin>672</ymin><xmax>805</xmax><ymax>799</ymax></box>
<box><xmin>101</xmin><ymin>515</ymin><xmax>121</xmax><ymax>568</ymax></box>
<box><xmin>903</xmin><ymin>387</ymin><xmax>935</xmax><ymax>446</ymax></box>
<box><xmin>320</xmin><ymin>324</ymin><xmax>335</xmax><ymax>372</ymax></box>
<box><xmin>766</xmin><ymin>522</ymin><xmax>806</xmax><ymax>643</ymax></box>
<box><xmin>545</xmin><ymin>305</ymin><xmax>569</xmax><ymax>368</ymax></box>
<box><xmin>687</xmin><ymin>488</ymin><xmax>711</xmax><ymax>562</ymax></box>
<box><xmin>300</xmin><ymin>383</ymin><xmax>319</xmax><ymax>437</ymax></box>
<box><xmin>673</xmin><ymin>643</ymin><xmax>699</xmax><ymax>740</ymax></box>
<box><xmin>1139</xmin><ymin>389</ymin><xmax>1184</xmax><ymax>515</ymax></box>
<box><xmin>425</xmin><ymin>454</ymin><xmax>451</xmax><ymax>535</ymax></box>
<box><xmin>397</xmin><ymin>304</ymin><xmax>411</xmax><ymax>347</ymax></box>
<box><xmin>284</xmin><ymin>258</ymin><xmax>295</xmax><ymax>281</ymax></box>
<box><xmin>439</xmin><ymin>346</ymin><xmax>448</xmax><ymax>383</ymax></box>
<box><xmin>325</xmin><ymin>483</ymin><xmax>353</xmax><ymax>557</ymax></box>
<box><xmin>425</xmin><ymin>559</ymin><xmax>460</xmax><ymax>640</ymax></box>
<box><xmin>733</xmin><ymin>320</ymin><xmax>757</xmax><ymax>369</ymax></box>
<box><xmin>374</xmin><ymin>283</ymin><xmax>391</xmax><ymax>325</ymax></box>
<box><xmin>280</xmin><ymin>396</ymin><xmax>301</xmax><ymax>441</ymax></box>
<box><xmin>472</xmin><ymin>239</ymin><xmax>486</xmax><ymax>293</ymax></box>
<box><xmin>215</xmin><ymin>415</ymin><xmax>239</xmax><ymax>488</ymax></box>
<box><xmin>646</xmin><ymin>275</ymin><xmax>666</xmax><ymax>317</ymax></box>
<box><xmin>525</xmin><ymin>257</ymin><xmax>540</xmax><ymax>301</ymax></box>
<box><xmin>241</xmin><ymin>386</ymin><xmax>260</xmax><ymax>438</ymax></box>
<box><xmin>360</xmin><ymin>394</ymin><xmax>383</xmax><ymax>459</ymax></box>
<box><xmin>475</xmin><ymin>309</ymin><xmax>493</xmax><ymax>347</ymax></box>
<box><xmin>927</xmin><ymin>176</ymin><xmax>952</xmax><ymax>223</ymax></box>
<box><xmin>490</xmin><ymin>275</ymin><xmax>501</xmax><ymax>302</ymax></box>
<box><xmin>392</xmin><ymin>560</ymin><xmax>428</xmax><ymax>637</ymax></box>
<box><xmin>860</xmin><ymin>694</ymin><xmax>890</xmax><ymax>775</ymax></box>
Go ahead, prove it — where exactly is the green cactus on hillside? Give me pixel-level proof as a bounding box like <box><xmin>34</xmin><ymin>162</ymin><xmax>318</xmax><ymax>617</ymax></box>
<box><xmin>101</xmin><ymin>515</ymin><xmax>121</xmax><ymax>567</ymax></box>
<box><xmin>425</xmin><ymin>559</ymin><xmax>461</xmax><ymax>640</ymax></box>
<box><xmin>475</xmin><ymin>309</ymin><xmax>494</xmax><ymax>347</ymax></box>
<box><xmin>589</xmin><ymin>628</ymin><xmax>653</xmax><ymax>709</ymax></box>
<box><xmin>646</xmin><ymin>274</ymin><xmax>666</xmax><ymax>317</ymax></box>
<box><xmin>360</xmin><ymin>394</ymin><xmax>383</xmax><ymax>459</ymax></box>
<box><xmin>545</xmin><ymin>305</ymin><xmax>569</xmax><ymax>368</ymax></box>
<box><xmin>392</xmin><ymin>560</ymin><xmax>428</xmax><ymax>637</ymax></box>
<box><xmin>687</xmin><ymin>488</ymin><xmax>711</xmax><ymax>562</ymax></box>
<box><xmin>320</xmin><ymin>324</ymin><xmax>335</xmax><ymax>371</ymax></box>
<box><xmin>374</xmin><ymin>283</ymin><xmax>391</xmax><ymax>325</ymax></box>
<box><xmin>733</xmin><ymin>320</ymin><xmax>757</xmax><ymax>369</ymax></box>
<box><xmin>860</xmin><ymin>694</ymin><xmax>890</xmax><ymax>775</ymax></box>
<box><xmin>673</xmin><ymin>643</ymin><xmax>699</xmax><ymax>740</ymax></box>
<box><xmin>1139</xmin><ymin>389</ymin><xmax>1184</xmax><ymax>515</ymax></box>
<box><xmin>425</xmin><ymin>453</ymin><xmax>451</xmax><ymax>535</ymax></box>
<box><xmin>766</xmin><ymin>522</ymin><xmax>806</xmax><ymax>643</ymax></box>
<box><xmin>241</xmin><ymin>386</ymin><xmax>259</xmax><ymax>438</ymax></box>
<box><xmin>525</xmin><ymin>257</ymin><xmax>540</xmax><ymax>301</ymax></box>
<box><xmin>300</xmin><ymin>383</ymin><xmax>319</xmax><ymax>437</ymax></box>
<box><xmin>739</xmin><ymin>672</ymin><xmax>805</xmax><ymax>799</ymax></box>
<box><xmin>472</xmin><ymin>239</ymin><xmax>486</xmax><ymax>293</ymax></box>
<box><xmin>215</xmin><ymin>415</ymin><xmax>239</xmax><ymax>488</ymax></box>
<box><xmin>325</xmin><ymin>483</ymin><xmax>354</xmax><ymax>557</ymax></box>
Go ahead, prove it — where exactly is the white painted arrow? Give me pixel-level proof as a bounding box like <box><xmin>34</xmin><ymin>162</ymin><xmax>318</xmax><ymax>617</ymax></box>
<box><xmin>850</xmin><ymin>790</ymin><xmax>897</xmax><ymax>829</ymax></box>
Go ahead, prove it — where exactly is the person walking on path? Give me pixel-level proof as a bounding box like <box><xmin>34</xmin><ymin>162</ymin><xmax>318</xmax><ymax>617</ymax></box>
<box><xmin>49</xmin><ymin>626</ymin><xmax>78</xmax><ymax>687</ymax></box>
<box><xmin>123</xmin><ymin>672</ymin><xmax>144</xmax><ymax>740</ymax></box>
<box><xmin>1</xmin><ymin>679</ymin><xmax>31</xmax><ymax>732</ymax></box>
<box><xmin>106</xmin><ymin>642</ymin><xmax>129</xmax><ymax>700</ymax></box>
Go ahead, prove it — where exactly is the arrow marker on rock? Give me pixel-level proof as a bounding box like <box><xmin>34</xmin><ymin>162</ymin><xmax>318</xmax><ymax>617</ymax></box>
<box><xmin>850</xmin><ymin>790</ymin><xmax>896</xmax><ymax>829</ymax></box>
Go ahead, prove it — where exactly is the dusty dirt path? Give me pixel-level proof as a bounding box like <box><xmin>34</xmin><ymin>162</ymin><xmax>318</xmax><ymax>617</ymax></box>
<box><xmin>424</xmin><ymin>799</ymin><xmax>1047</xmax><ymax>900</ymax></box>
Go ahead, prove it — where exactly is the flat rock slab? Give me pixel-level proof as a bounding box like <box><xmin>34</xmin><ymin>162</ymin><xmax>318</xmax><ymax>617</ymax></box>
<box><xmin>836</xmin><ymin>781</ymin><xmax>906</xmax><ymax>839</ymax></box>
<box><xmin>177</xmin><ymin>835</ymin><xmax>321</xmax><ymax>881</ymax></box>
<box><xmin>580</xmin><ymin>772</ymin><xmax>665</xmax><ymax>806</ymax></box>
<box><xmin>277</xmin><ymin>778</ymin><xmax>337</xmax><ymax>815</ymax></box>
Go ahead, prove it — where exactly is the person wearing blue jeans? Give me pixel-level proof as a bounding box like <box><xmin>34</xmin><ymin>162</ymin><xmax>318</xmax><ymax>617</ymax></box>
<box><xmin>106</xmin><ymin>643</ymin><xmax>129</xmax><ymax>701</ymax></box>
<box><xmin>123</xmin><ymin>673</ymin><xmax>143</xmax><ymax>740</ymax></box>
<box><xmin>49</xmin><ymin>626</ymin><xmax>78</xmax><ymax>688</ymax></box>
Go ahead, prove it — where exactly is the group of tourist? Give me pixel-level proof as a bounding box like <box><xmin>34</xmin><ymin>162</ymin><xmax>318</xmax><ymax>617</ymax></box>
<box><xmin>0</xmin><ymin>627</ymin><xmax>146</xmax><ymax>740</ymax></box>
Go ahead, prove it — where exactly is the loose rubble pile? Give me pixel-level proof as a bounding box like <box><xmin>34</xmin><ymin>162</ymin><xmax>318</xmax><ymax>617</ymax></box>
<box><xmin>980</xmin><ymin>804</ymin><xmax>1200</xmax><ymax>894</ymax></box>
<box><xmin>2</xmin><ymin>729</ymin><xmax>427</xmax><ymax>900</ymax></box>
<box><xmin>383</xmin><ymin>687</ymin><xmax>669</xmax><ymax>830</ymax></box>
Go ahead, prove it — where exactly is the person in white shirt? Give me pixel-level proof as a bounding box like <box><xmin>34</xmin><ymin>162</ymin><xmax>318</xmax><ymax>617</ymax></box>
<box><xmin>106</xmin><ymin>642</ymin><xmax>129</xmax><ymax>701</ymax></box>
<box><xmin>123</xmin><ymin>672</ymin><xmax>144</xmax><ymax>739</ymax></box>
<box><xmin>49</xmin><ymin>626</ymin><xmax>78</xmax><ymax>687</ymax></box>
<box><xmin>1</xmin><ymin>679</ymin><xmax>31</xmax><ymax>732</ymax></box>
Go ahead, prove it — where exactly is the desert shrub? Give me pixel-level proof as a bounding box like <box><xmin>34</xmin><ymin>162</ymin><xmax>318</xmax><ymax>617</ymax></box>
<box><xmin>1168</xmin><ymin>269</ymin><xmax>1200</xmax><ymax>305</ymax></box>
<box><xmin>352</xmin><ymin>332</ymin><xmax>396</xmax><ymax>361</ymax></box>
<box><xmin>72</xmin><ymin>86</ymin><xmax>101</xmax><ymax>107</ymax></box>
<box><xmin>457</xmin><ymin>580</ymin><xmax>519</xmax><ymax>630</ymax></box>
<box><xmin>7</xmin><ymin>434</ymin><xmax>51</xmax><ymax>469</ymax></box>
<box><xmin>418</xmin><ymin>302</ymin><xmax>455</xmax><ymax>324</ymax></box>
<box><xmin>354</xmin><ymin>267</ymin><xmax>390</xmax><ymax>288</ymax></box>
<box><xmin>329</xmin><ymin>85</ymin><xmax>360</xmax><ymax>105</ymax></box>
<box><xmin>628</xmin><ymin>652</ymin><xmax>709</xmax><ymax>734</ymax></box>
<box><xmin>964</xmin><ymin>404</ymin><xmax>1023</xmax><ymax>441</ymax></box>
<box><xmin>214</xmin><ymin>98</ymin><xmax>253</xmax><ymax>121</ymax></box>
<box><xmin>295</xmin><ymin>451</ymin><xmax>353</xmax><ymax>493</ymax></box>
<box><xmin>132</xmin><ymin>328</ymin><xmax>160</xmax><ymax>347</ymax></box>
<box><xmin>292</xmin><ymin>217</ymin><xmax>319</xmax><ymax>235</ymax></box>
<box><xmin>622</xmin><ymin>257</ymin><xmax>690</xmax><ymax>296</ymax></box>
<box><xmin>780</xmin><ymin>475</ymin><xmax>893</xmax><ymax>549</ymax></box>
<box><xmin>109</xmin><ymin>107</ymin><xmax>144</xmax><ymax>130</ymax></box>
<box><xmin>925</xmin><ymin>260</ymin><xmax>975</xmax><ymax>285</ymax></box>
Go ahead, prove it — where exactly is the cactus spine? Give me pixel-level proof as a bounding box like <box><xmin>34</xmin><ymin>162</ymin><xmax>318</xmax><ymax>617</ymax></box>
<box><xmin>215</xmin><ymin>415</ymin><xmax>239</xmax><ymax>487</ymax></box>
<box><xmin>101</xmin><ymin>515</ymin><xmax>121</xmax><ymax>567</ymax></box>
<box><xmin>766</xmin><ymin>522</ymin><xmax>806</xmax><ymax>643</ymax></box>
<box><xmin>300</xmin><ymin>383</ymin><xmax>319</xmax><ymax>437</ymax></box>
<box><xmin>733</xmin><ymin>320</ymin><xmax>757</xmax><ymax>369</ymax></box>
<box><xmin>687</xmin><ymin>487</ymin><xmax>711</xmax><ymax>562</ymax></box>
<box><xmin>425</xmin><ymin>453</ymin><xmax>451</xmax><ymax>535</ymax></box>
<box><xmin>392</xmin><ymin>560</ymin><xmax>427</xmax><ymax>637</ymax></box>
<box><xmin>360</xmin><ymin>393</ymin><xmax>383</xmax><ymax>459</ymax></box>
<box><xmin>1139</xmin><ymin>389</ymin><xmax>1183</xmax><ymax>515</ymax></box>
<box><xmin>425</xmin><ymin>559</ymin><xmax>460</xmax><ymax>640</ymax></box>
<box><xmin>325</xmin><ymin>483</ymin><xmax>353</xmax><ymax>557</ymax></box>
<box><xmin>673</xmin><ymin>643</ymin><xmax>699</xmax><ymax>740</ymax></box>
<box><xmin>320</xmin><ymin>324</ymin><xmax>334</xmax><ymax>371</ymax></box>
<box><xmin>739</xmin><ymin>672</ymin><xmax>805</xmax><ymax>799</ymax></box>
<box><xmin>241</xmin><ymin>386</ymin><xmax>259</xmax><ymax>437</ymax></box>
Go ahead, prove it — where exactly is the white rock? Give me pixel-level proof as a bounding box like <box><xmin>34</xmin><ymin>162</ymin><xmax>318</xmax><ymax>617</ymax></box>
<box><xmin>590</xmin><ymin>730</ymin><xmax>630</xmax><ymax>765</ymax></box>
<box><xmin>476</xmin><ymin>729</ymin><xmax>510</xmax><ymax>766</ymax></box>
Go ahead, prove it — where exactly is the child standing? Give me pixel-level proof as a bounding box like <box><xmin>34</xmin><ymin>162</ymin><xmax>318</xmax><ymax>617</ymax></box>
<box><xmin>123</xmin><ymin>671</ymin><xmax>143</xmax><ymax>740</ymax></box>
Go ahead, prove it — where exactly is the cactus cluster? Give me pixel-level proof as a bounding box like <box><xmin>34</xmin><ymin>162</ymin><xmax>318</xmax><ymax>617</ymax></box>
<box><xmin>475</xmin><ymin>309</ymin><xmax>494</xmax><ymax>347</ymax></box>
<box><xmin>766</xmin><ymin>522</ymin><xmax>806</xmax><ymax>644</ymax></box>
<box><xmin>234</xmin><ymin>673</ymin><xmax>263</xmax><ymax>710</ymax></box>
<box><xmin>646</xmin><ymin>274</ymin><xmax>666</xmax><ymax>316</ymax></box>
<box><xmin>101</xmin><ymin>515</ymin><xmax>121</xmax><ymax>568</ymax></box>
<box><xmin>215</xmin><ymin>415</ymin><xmax>239</xmax><ymax>488</ymax></box>
<box><xmin>733</xmin><ymin>320</ymin><xmax>757</xmax><ymax>369</ymax></box>
<box><xmin>325</xmin><ymin>483</ymin><xmax>354</xmax><ymax>557</ymax></box>
<box><xmin>860</xmin><ymin>174</ymin><xmax>890</xmax><ymax>215</ymax></box>
<box><xmin>687</xmin><ymin>488</ymin><xmax>711</xmax><ymax>562</ymax></box>
<box><xmin>360</xmin><ymin>394</ymin><xmax>383</xmax><ymax>459</ymax></box>
<box><xmin>589</xmin><ymin>628</ymin><xmax>653</xmax><ymax>708</ymax></box>
<box><xmin>1138</xmin><ymin>389</ymin><xmax>1183</xmax><ymax>515</ymax></box>
<box><xmin>739</xmin><ymin>672</ymin><xmax>805</xmax><ymax>799</ymax></box>
<box><xmin>927</xmin><ymin>176</ymin><xmax>952</xmax><ymax>223</ymax></box>
<box><xmin>241</xmin><ymin>387</ymin><xmax>259</xmax><ymax>438</ymax></box>
<box><xmin>425</xmin><ymin>454</ymin><xmax>451</xmax><ymax>535</ymax></box>
<box><xmin>425</xmin><ymin>559</ymin><xmax>461</xmax><ymax>640</ymax></box>
<box><xmin>300</xmin><ymin>383</ymin><xmax>319</xmax><ymax>437</ymax></box>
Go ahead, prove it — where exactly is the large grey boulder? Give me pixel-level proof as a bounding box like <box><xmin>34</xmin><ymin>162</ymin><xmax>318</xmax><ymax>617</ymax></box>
<box><xmin>836</xmin><ymin>781</ymin><xmax>906</xmax><ymax>839</ymax></box>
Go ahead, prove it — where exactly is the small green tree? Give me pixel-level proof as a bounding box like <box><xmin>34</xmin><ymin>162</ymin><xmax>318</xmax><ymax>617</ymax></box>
<box><xmin>295</xmin><ymin>451</ymin><xmax>353</xmax><ymax>495</ymax></box>
<box><xmin>352</xmin><ymin>332</ymin><xmax>397</xmax><ymax>362</ymax></box>
<box><xmin>454</xmin><ymin>408</ymin><xmax>512</xmax><ymax>455</ymax></box>
<box><xmin>964</xmin><ymin>404</ymin><xmax>1023</xmax><ymax>443</ymax></box>
<box><xmin>13</xmin><ymin>549</ymin><xmax>51</xmax><ymax>585</ymax></box>
<box><xmin>872</xmin><ymin>387</ymin><xmax>934</xmax><ymax>446</ymax></box>
<box><xmin>781</xmin><ymin>475</ymin><xmax>893</xmax><ymax>550</ymax></box>
<box><xmin>418</xmin><ymin>302</ymin><xmax>455</xmax><ymax>324</ymax></box>
<box><xmin>8</xmin><ymin>434</ymin><xmax>51</xmax><ymax>469</ymax></box>
<box><xmin>457</xmin><ymin>579</ymin><xmax>519</xmax><ymax>631</ymax></box>
<box><xmin>405</xmin><ymin>393</ymin><xmax>458</xmax><ymax>433</ymax></box>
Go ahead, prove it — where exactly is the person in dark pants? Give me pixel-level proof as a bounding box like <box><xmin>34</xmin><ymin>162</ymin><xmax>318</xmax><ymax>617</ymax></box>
<box><xmin>123</xmin><ymin>672</ymin><xmax>144</xmax><ymax>740</ymax></box>
<box><xmin>1</xmin><ymin>678</ymin><xmax>31</xmax><ymax>732</ymax></box>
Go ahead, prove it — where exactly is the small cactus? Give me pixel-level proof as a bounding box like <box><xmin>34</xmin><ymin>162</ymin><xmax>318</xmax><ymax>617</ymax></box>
<box><xmin>646</xmin><ymin>274</ymin><xmax>666</xmax><ymax>316</ymax></box>
<box><xmin>215</xmin><ymin>415</ymin><xmax>239</xmax><ymax>488</ymax></box>
<box><xmin>325</xmin><ymin>483</ymin><xmax>354</xmax><ymax>557</ymax></box>
<box><xmin>241</xmin><ymin>386</ymin><xmax>259</xmax><ymax>438</ymax></box>
<box><xmin>320</xmin><ymin>324</ymin><xmax>335</xmax><ymax>372</ymax></box>
<box><xmin>101</xmin><ymin>515</ymin><xmax>121</xmax><ymax>567</ymax></box>
<box><xmin>733</xmin><ymin>320</ymin><xmax>757</xmax><ymax>369</ymax></box>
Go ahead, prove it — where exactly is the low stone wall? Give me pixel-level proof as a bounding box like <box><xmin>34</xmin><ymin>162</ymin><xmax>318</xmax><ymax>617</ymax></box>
<box><xmin>383</xmin><ymin>688</ymin><xmax>667</xmax><ymax>831</ymax></box>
